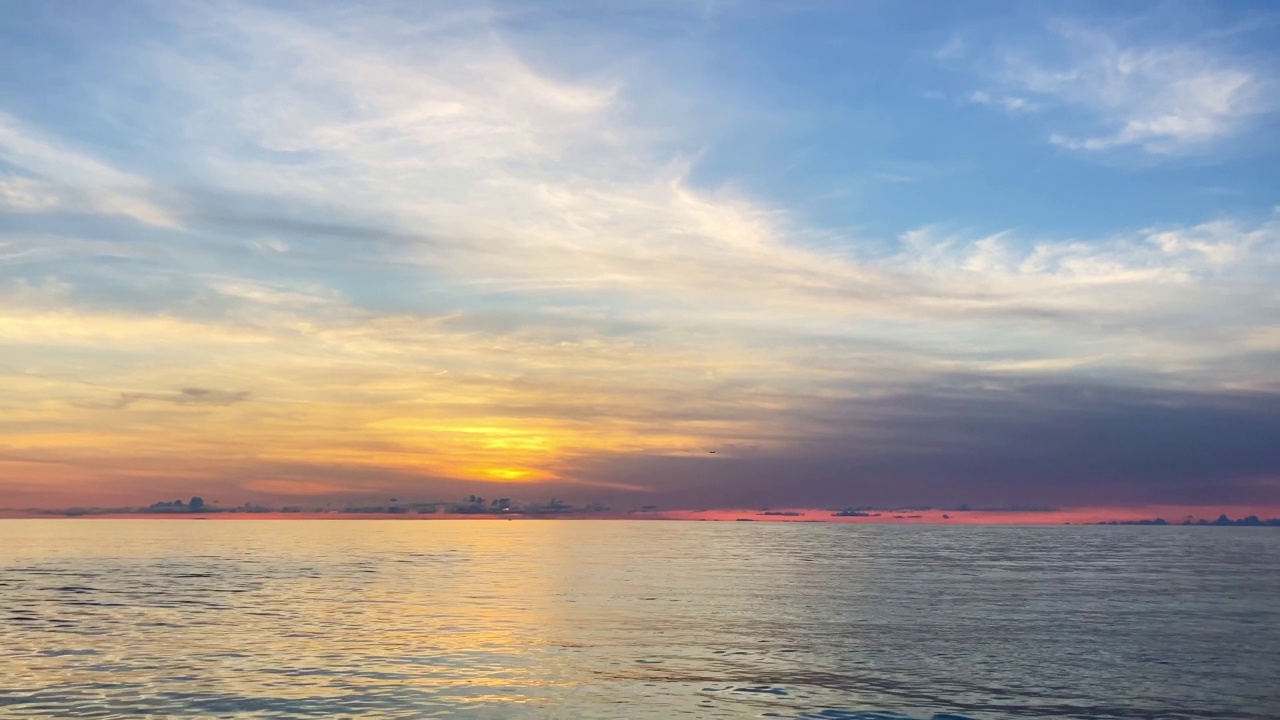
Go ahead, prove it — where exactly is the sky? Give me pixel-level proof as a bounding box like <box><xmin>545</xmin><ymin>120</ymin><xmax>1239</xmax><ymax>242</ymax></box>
<box><xmin>1</xmin><ymin>0</ymin><xmax>1279</xmax><ymax>512</ymax></box>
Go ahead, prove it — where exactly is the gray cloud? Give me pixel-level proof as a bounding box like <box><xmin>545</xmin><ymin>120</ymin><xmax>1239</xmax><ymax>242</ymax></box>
<box><xmin>563</xmin><ymin>378</ymin><xmax>1280</xmax><ymax>509</ymax></box>
<box><xmin>112</xmin><ymin>387</ymin><xmax>251</xmax><ymax>409</ymax></box>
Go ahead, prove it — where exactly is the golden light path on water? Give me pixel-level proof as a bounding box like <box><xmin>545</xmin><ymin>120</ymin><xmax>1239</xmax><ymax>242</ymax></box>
<box><xmin>3</xmin><ymin>519</ymin><xmax>1279</xmax><ymax>718</ymax></box>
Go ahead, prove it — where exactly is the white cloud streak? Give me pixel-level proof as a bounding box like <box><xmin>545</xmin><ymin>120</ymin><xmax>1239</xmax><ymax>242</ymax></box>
<box><xmin>0</xmin><ymin>113</ymin><xmax>179</xmax><ymax>227</ymax></box>
<box><xmin>961</xmin><ymin>24</ymin><xmax>1275</xmax><ymax>155</ymax></box>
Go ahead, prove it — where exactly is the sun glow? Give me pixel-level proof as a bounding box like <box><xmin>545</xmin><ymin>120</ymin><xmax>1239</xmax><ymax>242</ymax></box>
<box><xmin>476</xmin><ymin>467</ymin><xmax>541</xmax><ymax>482</ymax></box>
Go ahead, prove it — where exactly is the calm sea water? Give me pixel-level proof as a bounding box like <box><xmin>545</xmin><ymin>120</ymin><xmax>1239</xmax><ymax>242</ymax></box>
<box><xmin>1</xmin><ymin>520</ymin><xmax>1277</xmax><ymax>719</ymax></box>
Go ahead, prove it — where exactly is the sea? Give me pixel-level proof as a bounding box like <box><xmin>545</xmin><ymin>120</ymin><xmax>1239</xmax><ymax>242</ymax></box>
<box><xmin>2</xmin><ymin>520</ymin><xmax>1277</xmax><ymax>719</ymax></box>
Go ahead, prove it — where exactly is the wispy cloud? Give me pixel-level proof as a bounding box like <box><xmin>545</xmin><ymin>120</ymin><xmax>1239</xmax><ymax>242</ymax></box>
<box><xmin>955</xmin><ymin>23</ymin><xmax>1276</xmax><ymax>155</ymax></box>
<box><xmin>967</xmin><ymin>90</ymin><xmax>1039</xmax><ymax>114</ymax></box>
<box><xmin>110</xmin><ymin>387</ymin><xmax>251</xmax><ymax>409</ymax></box>
<box><xmin>0</xmin><ymin>112</ymin><xmax>179</xmax><ymax>226</ymax></box>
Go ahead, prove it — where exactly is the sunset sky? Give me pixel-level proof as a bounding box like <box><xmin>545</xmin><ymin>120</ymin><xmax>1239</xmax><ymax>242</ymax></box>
<box><xmin>2</xmin><ymin>0</ymin><xmax>1278</xmax><ymax>512</ymax></box>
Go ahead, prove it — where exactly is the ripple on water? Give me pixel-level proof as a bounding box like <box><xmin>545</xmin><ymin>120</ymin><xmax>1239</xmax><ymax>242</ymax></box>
<box><xmin>1</xmin><ymin>521</ymin><xmax>1278</xmax><ymax>719</ymax></box>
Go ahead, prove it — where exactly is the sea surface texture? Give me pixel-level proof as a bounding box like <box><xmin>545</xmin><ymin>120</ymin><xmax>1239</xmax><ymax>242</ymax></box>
<box><xmin>2</xmin><ymin>520</ymin><xmax>1278</xmax><ymax>719</ymax></box>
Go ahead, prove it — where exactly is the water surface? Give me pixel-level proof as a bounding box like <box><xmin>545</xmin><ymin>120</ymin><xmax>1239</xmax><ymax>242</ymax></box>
<box><xmin>2</xmin><ymin>520</ymin><xmax>1277</xmax><ymax>719</ymax></box>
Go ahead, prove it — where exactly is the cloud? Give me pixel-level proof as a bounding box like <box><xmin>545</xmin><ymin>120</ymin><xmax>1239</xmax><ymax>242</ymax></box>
<box><xmin>0</xmin><ymin>112</ymin><xmax>179</xmax><ymax>226</ymax></box>
<box><xmin>567</xmin><ymin>379</ymin><xmax>1280</xmax><ymax>509</ymax></box>
<box><xmin>241</xmin><ymin>478</ymin><xmax>363</xmax><ymax>497</ymax></box>
<box><xmin>0</xmin><ymin>176</ymin><xmax>61</xmax><ymax>212</ymax></box>
<box><xmin>111</xmin><ymin>388</ymin><xmax>251</xmax><ymax>409</ymax></box>
<box><xmin>2</xmin><ymin>1</ymin><xmax>1278</xmax><ymax>508</ymax></box>
<box><xmin>956</xmin><ymin>23</ymin><xmax>1276</xmax><ymax>155</ymax></box>
<box><xmin>3</xmin><ymin>210</ymin><xmax>1274</xmax><ymax>505</ymax></box>
<box><xmin>935</xmin><ymin>36</ymin><xmax>967</xmax><ymax>61</ymax></box>
<box><xmin>967</xmin><ymin>90</ymin><xmax>1039</xmax><ymax>114</ymax></box>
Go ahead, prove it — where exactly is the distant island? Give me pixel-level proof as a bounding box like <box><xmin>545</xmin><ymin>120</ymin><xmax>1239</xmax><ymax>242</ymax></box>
<box><xmin>7</xmin><ymin>500</ymin><xmax>1278</xmax><ymax>527</ymax></box>
<box><xmin>1088</xmin><ymin>514</ymin><xmax>1280</xmax><ymax>527</ymax></box>
<box><xmin>18</xmin><ymin>495</ymin><xmax>612</xmax><ymax>518</ymax></box>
